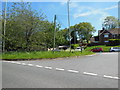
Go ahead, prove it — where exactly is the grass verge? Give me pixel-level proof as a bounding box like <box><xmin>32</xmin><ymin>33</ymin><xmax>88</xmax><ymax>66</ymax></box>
<box><xmin>1</xmin><ymin>50</ymin><xmax>94</xmax><ymax>60</ymax></box>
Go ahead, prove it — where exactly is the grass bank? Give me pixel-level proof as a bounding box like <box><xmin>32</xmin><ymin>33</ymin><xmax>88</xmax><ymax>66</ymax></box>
<box><xmin>85</xmin><ymin>45</ymin><xmax>120</xmax><ymax>52</ymax></box>
<box><xmin>2</xmin><ymin>50</ymin><xmax>94</xmax><ymax>60</ymax></box>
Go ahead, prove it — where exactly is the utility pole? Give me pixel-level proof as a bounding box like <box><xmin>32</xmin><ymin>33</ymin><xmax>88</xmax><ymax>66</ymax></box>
<box><xmin>3</xmin><ymin>0</ymin><xmax>7</xmax><ymax>52</ymax></box>
<box><xmin>67</xmin><ymin>0</ymin><xmax>71</xmax><ymax>52</ymax></box>
<box><xmin>53</xmin><ymin>15</ymin><xmax>56</xmax><ymax>52</ymax></box>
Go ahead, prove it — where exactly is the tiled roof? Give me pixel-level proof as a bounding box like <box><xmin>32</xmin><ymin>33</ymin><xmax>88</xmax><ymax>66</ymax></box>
<box><xmin>108</xmin><ymin>28</ymin><xmax>120</xmax><ymax>34</ymax></box>
<box><xmin>98</xmin><ymin>28</ymin><xmax>120</xmax><ymax>35</ymax></box>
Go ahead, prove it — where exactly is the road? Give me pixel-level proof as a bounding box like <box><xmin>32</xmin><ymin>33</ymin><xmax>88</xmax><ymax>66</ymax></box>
<box><xmin>2</xmin><ymin>52</ymin><xmax>119</xmax><ymax>88</ymax></box>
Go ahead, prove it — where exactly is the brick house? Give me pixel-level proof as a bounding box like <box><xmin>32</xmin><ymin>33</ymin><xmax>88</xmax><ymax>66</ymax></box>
<box><xmin>91</xmin><ymin>28</ymin><xmax>120</xmax><ymax>45</ymax></box>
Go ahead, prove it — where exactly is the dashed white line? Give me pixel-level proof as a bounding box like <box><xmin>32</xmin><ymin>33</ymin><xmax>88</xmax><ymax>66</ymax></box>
<box><xmin>55</xmin><ymin>68</ymin><xmax>64</xmax><ymax>71</ymax></box>
<box><xmin>11</xmin><ymin>61</ymin><xmax>16</xmax><ymax>63</ymax></box>
<box><xmin>67</xmin><ymin>70</ymin><xmax>79</xmax><ymax>73</ymax></box>
<box><xmin>35</xmin><ymin>65</ymin><xmax>43</xmax><ymax>68</ymax></box>
<box><xmin>27</xmin><ymin>64</ymin><xmax>34</xmax><ymax>66</ymax></box>
<box><xmin>21</xmin><ymin>63</ymin><xmax>26</xmax><ymax>65</ymax></box>
<box><xmin>3</xmin><ymin>61</ymin><xmax>120</xmax><ymax>80</ymax></box>
<box><xmin>103</xmin><ymin>75</ymin><xmax>119</xmax><ymax>80</ymax></box>
<box><xmin>2</xmin><ymin>61</ymin><xmax>10</xmax><ymax>62</ymax></box>
<box><xmin>83</xmin><ymin>72</ymin><xmax>98</xmax><ymax>76</ymax></box>
<box><xmin>15</xmin><ymin>62</ymin><xmax>21</xmax><ymax>64</ymax></box>
<box><xmin>44</xmin><ymin>66</ymin><xmax>52</xmax><ymax>69</ymax></box>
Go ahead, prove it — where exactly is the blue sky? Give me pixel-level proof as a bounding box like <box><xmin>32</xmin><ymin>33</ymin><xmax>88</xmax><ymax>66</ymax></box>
<box><xmin>31</xmin><ymin>2</ymin><xmax>118</xmax><ymax>36</ymax></box>
<box><xmin>4</xmin><ymin>2</ymin><xmax>118</xmax><ymax>36</ymax></box>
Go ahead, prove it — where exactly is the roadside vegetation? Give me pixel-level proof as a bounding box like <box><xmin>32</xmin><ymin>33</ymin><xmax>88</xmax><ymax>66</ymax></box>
<box><xmin>2</xmin><ymin>51</ymin><xmax>94</xmax><ymax>60</ymax></box>
<box><xmin>1</xmin><ymin>2</ymin><xmax>119</xmax><ymax>60</ymax></box>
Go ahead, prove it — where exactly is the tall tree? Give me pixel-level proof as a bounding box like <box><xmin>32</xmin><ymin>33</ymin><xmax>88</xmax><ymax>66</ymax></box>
<box><xmin>70</xmin><ymin>26</ymin><xmax>77</xmax><ymax>44</ymax></box>
<box><xmin>102</xmin><ymin>16</ymin><xmax>118</xmax><ymax>30</ymax></box>
<box><xmin>56</xmin><ymin>29</ymin><xmax>69</xmax><ymax>46</ymax></box>
<box><xmin>2</xmin><ymin>2</ymin><xmax>46</xmax><ymax>51</ymax></box>
<box><xmin>75</xmin><ymin>22</ymin><xmax>96</xmax><ymax>44</ymax></box>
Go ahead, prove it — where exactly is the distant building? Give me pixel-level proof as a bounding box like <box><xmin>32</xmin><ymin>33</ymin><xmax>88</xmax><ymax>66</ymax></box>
<box><xmin>90</xmin><ymin>28</ymin><xmax>120</xmax><ymax>45</ymax></box>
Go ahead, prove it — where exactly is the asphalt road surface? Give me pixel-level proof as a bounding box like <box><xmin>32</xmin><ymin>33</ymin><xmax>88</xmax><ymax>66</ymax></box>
<box><xmin>2</xmin><ymin>52</ymin><xmax>119</xmax><ymax>88</ymax></box>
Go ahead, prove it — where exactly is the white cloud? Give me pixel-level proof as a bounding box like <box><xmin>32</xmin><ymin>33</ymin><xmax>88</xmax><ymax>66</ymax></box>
<box><xmin>104</xmin><ymin>5</ymin><xmax>118</xmax><ymax>10</ymax></box>
<box><xmin>74</xmin><ymin>11</ymin><xmax>91</xmax><ymax>17</ymax></box>
<box><xmin>73</xmin><ymin>5</ymin><xmax>117</xmax><ymax>19</ymax></box>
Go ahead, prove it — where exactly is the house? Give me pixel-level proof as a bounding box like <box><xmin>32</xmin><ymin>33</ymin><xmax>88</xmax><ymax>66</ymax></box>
<box><xmin>90</xmin><ymin>28</ymin><xmax>120</xmax><ymax>45</ymax></box>
<box><xmin>90</xmin><ymin>36</ymin><xmax>99</xmax><ymax>43</ymax></box>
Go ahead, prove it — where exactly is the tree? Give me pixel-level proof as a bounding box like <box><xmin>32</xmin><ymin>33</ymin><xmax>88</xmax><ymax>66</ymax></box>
<box><xmin>102</xmin><ymin>16</ymin><xmax>118</xmax><ymax>30</ymax></box>
<box><xmin>75</xmin><ymin>22</ymin><xmax>96</xmax><ymax>44</ymax></box>
<box><xmin>70</xmin><ymin>26</ymin><xmax>77</xmax><ymax>44</ymax></box>
<box><xmin>56</xmin><ymin>29</ymin><xmax>69</xmax><ymax>46</ymax></box>
<box><xmin>2</xmin><ymin>2</ymin><xmax>46</xmax><ymax>51</ymax></box>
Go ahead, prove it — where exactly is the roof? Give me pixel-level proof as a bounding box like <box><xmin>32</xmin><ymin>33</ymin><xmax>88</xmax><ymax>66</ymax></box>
<box><xmin>98</xmin><ymin>28</ymin><xmax>120</xmax><ymax>36</ymax></box>
<box><xmin>109</xmin><ymin>28</ymin><xmax>120</xmax><ymax>34</ymax></box>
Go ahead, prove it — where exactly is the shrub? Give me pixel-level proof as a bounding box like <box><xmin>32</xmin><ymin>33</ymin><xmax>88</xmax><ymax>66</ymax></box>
<box><xmin>71</xmin><ymin>44</ymin><xmax>79</xmax><ymax>49</ymax></box>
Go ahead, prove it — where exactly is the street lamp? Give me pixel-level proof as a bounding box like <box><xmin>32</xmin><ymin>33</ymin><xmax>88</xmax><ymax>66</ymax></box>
<box><xmin>3</xmin><ymin>0</ymin><xmax>7</xmax><ymax>52</ymax></box>
<box><xmin>67</xmin><ymin>0</ymin><xmax>71</xmax><ymax>52</ymax></box>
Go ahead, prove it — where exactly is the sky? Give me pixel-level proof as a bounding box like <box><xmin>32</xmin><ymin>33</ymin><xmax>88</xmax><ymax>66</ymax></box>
<box><xmin>2</xmin><ymin>1</ymin><xmax>118</xmax><ymax>36</ymax></box>
<box><xmin>31</xmin><ymin>2</ymin><xmax>118</xmax><ymax>36</ymax></box>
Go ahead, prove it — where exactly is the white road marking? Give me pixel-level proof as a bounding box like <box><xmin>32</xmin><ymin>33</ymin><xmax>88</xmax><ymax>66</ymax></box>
<box><xmin>67</xmin><ymin>70</ymin><xmax>79</xmax><ymax>73</ymax></box>
<box><xmin>103</xmin><ymin>75</ymin><xmax>119</xmax><ymax>80</ymax></box>
<box><xmin>21</xmin><ymin>63</ymin><xmax>26</xmax><ymax>65</ymax></box>
<box><xmin>35</xmin><ymin>65</ymin><xmax>43</xmax><ymax>68</ymax></box>
<box><xmin>15</xmin><ymin>62</ymin><xmax>21</xmax><ymax>64</ymax></box>
<box><xmin>56</xmin><ymin>68</ymin><xmax>64</xmax><ymax>71</ymax></box>
<box><xmin>4</xmin><ymin>61</ymin><xmax>120</xmax><ymax>80</ymax></box>
<box><xmin>44</xmin><ymin>66</ymin><xmax>52</xmax><ymax>69</ymax></box>
<box><xmin>83</xmin><ymin>72</ymin><xmax>98</xmax><ymax>76</ymax></box>
<box><xmin>27</xmin><ymin>64</ymin><xmax>34</xmax><ymax>66</ymax></box>
<box><xmin>11</xmin><ymin>61</ymin><xmax>16</xmax><ymax>63</ymax></box>
<box><xmin>2</xmin><ymin>61</ymin><xmax>9</xmax><ymax>62</ymax></box>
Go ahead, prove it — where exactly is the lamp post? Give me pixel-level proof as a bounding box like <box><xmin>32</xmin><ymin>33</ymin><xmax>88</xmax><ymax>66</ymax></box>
<box><xmin>67</xmin><ymin>0</ymin><xmax>71</xmax><ymax>52</ymax></box>
<box><xmin>53</xmin><ymin>15</ymin><xmax>56</xmax><ymax>52</ymax></box>
<box><xmin>3</xmin><ymin>0</ymin><xmax>7</xmax><ymax>52</ymax></box>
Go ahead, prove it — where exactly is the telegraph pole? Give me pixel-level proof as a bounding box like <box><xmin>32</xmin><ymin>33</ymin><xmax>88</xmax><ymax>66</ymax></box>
<box><xmin>3</xmin><ymin>0</ymin><xmax>7</xmax><ymax>52</ymax></box>
<box><xmin>53</xmin><ymin>15</ymin><xmax>56</xmax><ymax>52</ymax></box>
<box><xmin>67</xmin><ymin>0</ymin><xmax>71</xmax><ymax>52</ymax></box>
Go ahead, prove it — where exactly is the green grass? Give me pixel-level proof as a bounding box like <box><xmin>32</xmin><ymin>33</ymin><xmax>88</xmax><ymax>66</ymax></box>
<box><xmin>85</xmin><ymin>45</ymin><xmax>120</xmax><ymax>52</ymax></box>
<box><xmin>1</xmin><ymin>50</ymin><xmax>94</xmax><ymax>60</ymax></box>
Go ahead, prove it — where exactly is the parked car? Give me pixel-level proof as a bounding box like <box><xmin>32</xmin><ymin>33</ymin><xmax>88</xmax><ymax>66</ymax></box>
<box><xmin>91</xmin><ymin>47</ymin><xmax>103</xmax><ymax>52</ymax></box>
<box><xmin>75</xmin><ymin>47</ymin><xmax>84</xmax><ymax>51</ymax></box>
<box><xmin>109</xmin><ymin>47</ymin><xmax>120</xmax><ymax>52</ymax></box>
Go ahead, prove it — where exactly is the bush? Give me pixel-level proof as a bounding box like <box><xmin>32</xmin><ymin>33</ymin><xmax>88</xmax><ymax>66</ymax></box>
<box><xmin>71</xmin><ymin>44</ymin><xmax>79</xmax><ymax>49</ymax></box>
<box><xmin>108</xmin><ymin>39</ymin><xmax>120</xmax><ymax>46</ymax></box>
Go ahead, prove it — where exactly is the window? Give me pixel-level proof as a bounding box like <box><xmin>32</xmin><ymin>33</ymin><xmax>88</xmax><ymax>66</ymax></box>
<box><xmin>104</xmin><ymin>41</ymin><xmax>109</xmax><ymax>43</ymax></box>
<box><xmin>104</xmin><ymin>34</ymin><xmax>109</xmax><ymax>38</ymax></box>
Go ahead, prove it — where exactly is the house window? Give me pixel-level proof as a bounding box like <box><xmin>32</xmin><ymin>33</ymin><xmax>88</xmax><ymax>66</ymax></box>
<box><xmin>104</xmin><ymin>34</ymin><xmax>109</xmax><ymax>38</ymax></box>
<box><xmin>104</xmin><ymin>41</ymin><xmax>109</xmax><ymax>43</ymax></box>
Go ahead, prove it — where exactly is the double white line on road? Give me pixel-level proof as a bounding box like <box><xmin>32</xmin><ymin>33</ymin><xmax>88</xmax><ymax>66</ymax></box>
<box><xmin>3</xmin><ymin>61</ymin><xmax>119</xmax><ymax>80</ymax></box>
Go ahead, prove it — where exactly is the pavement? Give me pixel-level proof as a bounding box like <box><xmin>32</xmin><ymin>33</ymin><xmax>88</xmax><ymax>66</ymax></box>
<box><xmin>2</xmin><ymin>52</ymin><xmax>119</xmax><ymax>88</ymax></box>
